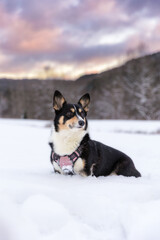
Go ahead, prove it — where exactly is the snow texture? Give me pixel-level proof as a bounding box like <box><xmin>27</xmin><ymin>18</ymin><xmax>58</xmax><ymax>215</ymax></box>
<box><xmin>0</xmin><ymin>119</ymin><xmax>160</xmax><ymax>240</ymax></box>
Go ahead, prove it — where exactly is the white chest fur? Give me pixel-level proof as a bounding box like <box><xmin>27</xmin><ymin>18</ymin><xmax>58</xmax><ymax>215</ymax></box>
<box><xmin>49</xmin><ymin>127</ymin><xmax>87</xmax><ymax>156</ymax></box>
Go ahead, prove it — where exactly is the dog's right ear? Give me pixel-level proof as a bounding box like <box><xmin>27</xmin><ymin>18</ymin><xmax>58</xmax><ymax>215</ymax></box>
<box><xmin>53</xmin><ymin>90</ymin><xmax>66</xmax><ymax>111</ymax></box>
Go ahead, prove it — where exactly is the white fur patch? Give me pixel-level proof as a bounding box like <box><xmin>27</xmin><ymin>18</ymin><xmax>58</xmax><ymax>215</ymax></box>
<box><xmin>109</xmin><ymin>171</ymin><xmax>117</xmax><ymax>176</ymax></box>
<box><xmin>90</xmin><ymin>163</ymin><xmax>96</xmax><ymax>176</ymax></box>
<box><xmin>73</xmin><ymin>105</ymin><xmax>84</xmax><ymax>122</ymax></box>
<box><xmin>49</xmin><ymin>126</ymin><xmax>87</xmax><ymax>156</ymax></box>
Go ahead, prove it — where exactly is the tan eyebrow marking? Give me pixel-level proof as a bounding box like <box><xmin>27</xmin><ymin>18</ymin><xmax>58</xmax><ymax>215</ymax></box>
<box><xmin>70</xmin><ymin>108</ymin><xmax>75</xmax><ymax>113</ymax></box>
<box><xmin>59</xmin><ymin>116</ymin><xmax>64</xmax><ymax>124</ymax></box>
<box><xmin>79</xmin><ymin>108</ymin><xmax>82</xmax><ymax>113</ymax></box>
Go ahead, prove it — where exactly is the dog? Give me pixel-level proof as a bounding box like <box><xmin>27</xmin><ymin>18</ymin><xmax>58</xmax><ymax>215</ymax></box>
<box><xmin>49</xmin><ymin>90</ymin><xmax>141</xmax><ymax>177</ymax></box>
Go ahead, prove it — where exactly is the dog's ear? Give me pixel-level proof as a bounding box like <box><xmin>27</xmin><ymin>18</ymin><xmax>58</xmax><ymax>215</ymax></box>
<box><xmin>53</xmin><ymin>90</ymin><xmax>66</xmax><ymax>111</ymax></box>
<box><xmin>78</xmin><ymin>93</ymin><xmax>90</xmax><ymax>112</ymax></box>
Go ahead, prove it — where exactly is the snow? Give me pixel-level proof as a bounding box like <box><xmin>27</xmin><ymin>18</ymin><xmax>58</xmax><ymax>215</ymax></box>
<box><xmin>0</xmin><ymin>119</ymin><xmax>160</xmax><ymax>240</ymax></box>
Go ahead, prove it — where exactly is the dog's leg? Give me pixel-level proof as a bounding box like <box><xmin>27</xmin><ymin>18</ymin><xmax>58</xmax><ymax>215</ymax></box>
<box><xmin>53</xmin><ymin>161</ymin><xmax>63</xmax><ymax>174</ymax></box>
<box><xmin>109</xmin><ymin>171</ymin><xmax>117</xmax><ymax>176</ymax></box>
<box><xmin>73</xmin><ymin>158</ymin><xmax>87</xmax><ymax>176</ymax></box>
<box><xmin>115</xmin><ymin>158</ymin><xmax>141</xmax><ymax>177</ymax></box>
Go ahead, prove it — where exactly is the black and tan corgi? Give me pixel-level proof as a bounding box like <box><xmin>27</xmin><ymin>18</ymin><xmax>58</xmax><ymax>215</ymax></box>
<box><xmin>49</xmin><ymin>90</ymin><xmax>141</xmax><ymax>177</ymax></box>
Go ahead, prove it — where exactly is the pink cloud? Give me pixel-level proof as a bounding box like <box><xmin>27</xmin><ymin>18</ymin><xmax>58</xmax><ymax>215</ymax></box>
<box><xmin>0</xmin><ymin>6</ymin><xmax>63</xmax><ymax>54</ymax></box>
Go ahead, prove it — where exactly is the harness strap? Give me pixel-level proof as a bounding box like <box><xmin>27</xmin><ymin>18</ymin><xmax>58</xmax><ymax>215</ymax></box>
<box><xmin>69</xmin><ymin>148</ymin><xmax>81</xmax><ymax>162</ymax></box>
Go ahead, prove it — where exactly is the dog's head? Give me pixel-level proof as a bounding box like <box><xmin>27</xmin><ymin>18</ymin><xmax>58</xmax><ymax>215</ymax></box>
<box><xmin>53</xmin><ymin>90</ymin><xmax>90</xmax><ymax>132</ymax></box>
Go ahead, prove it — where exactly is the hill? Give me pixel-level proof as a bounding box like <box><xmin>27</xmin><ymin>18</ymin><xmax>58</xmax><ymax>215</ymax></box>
<box><xmin>0</xmin><ymin>52</ymin><xmax>160</xmax><ymax>120</ymax></box>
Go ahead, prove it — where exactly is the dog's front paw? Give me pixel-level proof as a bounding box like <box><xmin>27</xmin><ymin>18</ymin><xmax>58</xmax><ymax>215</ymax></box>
<box><xmin>62</xmin><ymin>166</ymin><xmax>74</xmax><ymax>175</ymax></box>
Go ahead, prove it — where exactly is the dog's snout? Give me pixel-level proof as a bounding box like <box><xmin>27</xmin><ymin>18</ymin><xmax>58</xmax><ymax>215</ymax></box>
<box><xmin>78</xmin><ymin>120</ymin><xmax>84</xmax><ymax>127</ymax></box>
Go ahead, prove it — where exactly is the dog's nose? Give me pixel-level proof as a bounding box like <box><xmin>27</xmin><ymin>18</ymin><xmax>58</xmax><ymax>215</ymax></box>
<box><xmin>78</xmin><ymin>120</ymin><xmax>84</xmax><ymax>127</ymax></box>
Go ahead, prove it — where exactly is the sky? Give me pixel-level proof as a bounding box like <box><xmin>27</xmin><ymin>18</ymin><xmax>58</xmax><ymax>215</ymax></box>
<box><xmin>0</xmin><ymin>0</ymin><xmax>160</xmax><ymax>80</ymax></box>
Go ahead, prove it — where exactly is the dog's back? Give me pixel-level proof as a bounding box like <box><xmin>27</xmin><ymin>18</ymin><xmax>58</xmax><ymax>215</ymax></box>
<box><xmin>83</xmin><ymin>139</ymin><xmax>141</xmax><ymax>177</ymax></box>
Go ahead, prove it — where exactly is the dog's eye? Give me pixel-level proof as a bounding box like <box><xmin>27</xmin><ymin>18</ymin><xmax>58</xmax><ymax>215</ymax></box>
<box><xmin>66</xmin><ymin>112</ymin><xmax>73</xmax><ymax>118</ymax></box>
<box><xmin>79</xmin><ymin>110</ymin><xmax>85</xmax><ymax>118</ymax></box>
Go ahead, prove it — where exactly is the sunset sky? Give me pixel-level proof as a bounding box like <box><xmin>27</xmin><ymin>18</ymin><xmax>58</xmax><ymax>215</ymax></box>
<box><xmin>0</xmin><ymin>0</ymin><xmax>160</xmax><ymax>79</ymax></box>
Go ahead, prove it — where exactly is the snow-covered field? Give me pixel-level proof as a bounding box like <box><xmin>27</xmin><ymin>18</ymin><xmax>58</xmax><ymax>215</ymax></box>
<box><xmin>0</xmin><ymin>119</ymin><xmax>160</xmax><ymax>240</ymax></box>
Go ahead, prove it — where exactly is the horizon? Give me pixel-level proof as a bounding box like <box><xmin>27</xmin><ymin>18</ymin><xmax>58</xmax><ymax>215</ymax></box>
<box><xmin>0</xmin><ymin>0</ymin><xmax>160</xmax><ymax>80</ymax></box>
<box><xmin>0</xmin><ymin>51</ymin><xmax>159</xmax><ymax>81</ymax></box>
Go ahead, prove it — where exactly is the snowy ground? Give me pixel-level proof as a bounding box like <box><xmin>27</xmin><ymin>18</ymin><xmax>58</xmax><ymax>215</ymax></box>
<box><xmin>0</xmin><ymin>119</ymin><xmax>160</xmax><ymax>240</ymax></box>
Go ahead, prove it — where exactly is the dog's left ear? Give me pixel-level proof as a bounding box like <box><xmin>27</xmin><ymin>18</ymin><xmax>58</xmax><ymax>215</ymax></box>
<box><xmin>78</xmin><ymin>93</ymin><xmax>90</xmax><ymax>112</ymax></box>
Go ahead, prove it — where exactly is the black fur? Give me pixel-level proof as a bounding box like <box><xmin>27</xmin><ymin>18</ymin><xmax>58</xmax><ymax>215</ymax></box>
<box><xmin>78</xmin><ymin>134</ymin><xmax>141</xmax><ymax>177</ymax></box>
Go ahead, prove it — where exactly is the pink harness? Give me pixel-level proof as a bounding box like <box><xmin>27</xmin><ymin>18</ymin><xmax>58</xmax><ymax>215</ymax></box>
<box><xmin>51</xmin><ymin>147</ymin><xmax>81</xmax><ymax>170</ymax></box>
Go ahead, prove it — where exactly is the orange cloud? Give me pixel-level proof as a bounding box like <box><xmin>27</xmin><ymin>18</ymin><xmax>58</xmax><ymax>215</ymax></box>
<box><xmin>18</xmin><ymin>28</ymin><xmax>62</xmax><ymax>53</ymax></box>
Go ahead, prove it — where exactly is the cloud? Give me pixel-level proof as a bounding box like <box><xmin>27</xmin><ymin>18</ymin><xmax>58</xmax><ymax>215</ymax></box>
<box><xmin>121</xmin><ymin>0</ymin><xmax>160</xmax><ymax>18</ymax></box>
<box><xmin>0</xmin><ymin>0</ymin><xmax>160</xmax><ymax>79</ymax></box>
